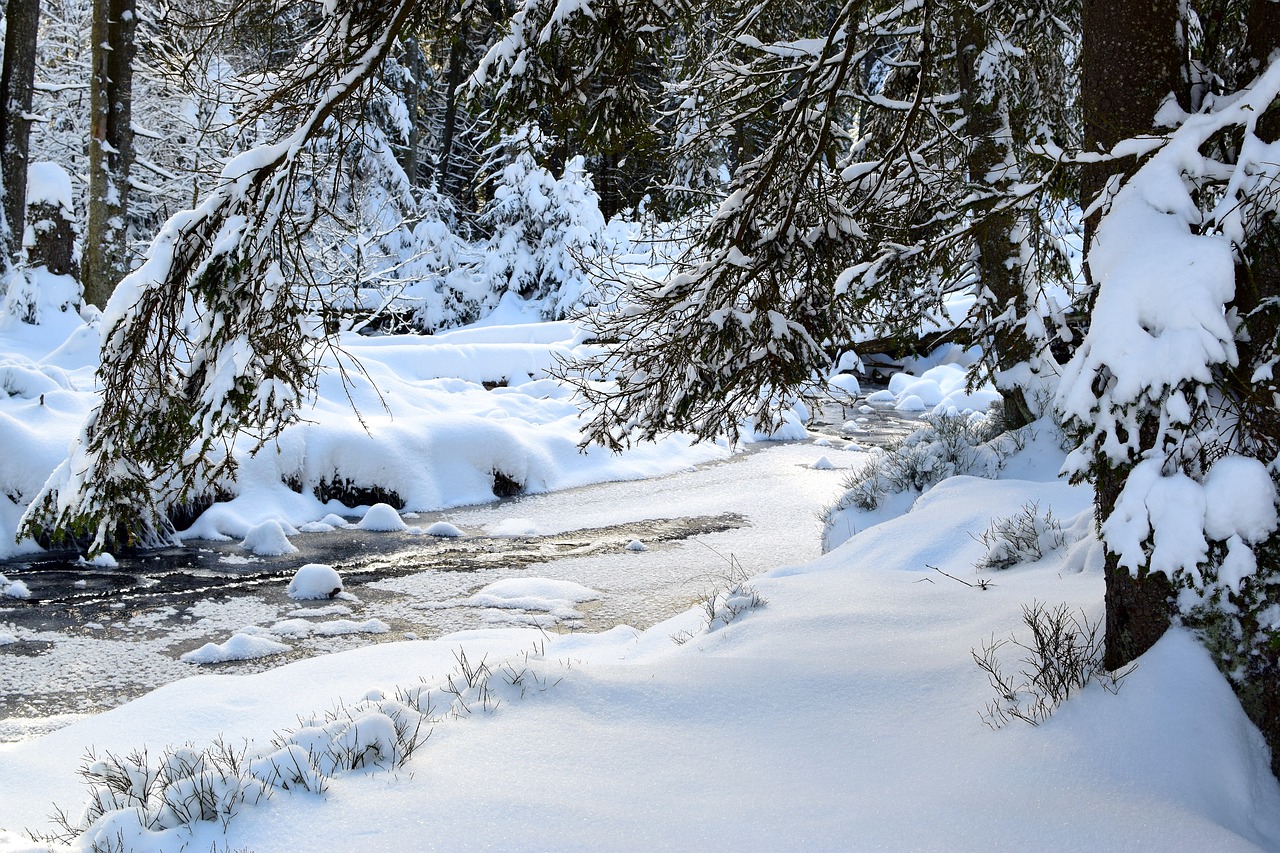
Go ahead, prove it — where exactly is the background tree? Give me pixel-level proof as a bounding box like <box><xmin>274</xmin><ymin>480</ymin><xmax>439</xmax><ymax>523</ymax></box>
<box><xmin>1</xmin><ymin>0</ymin><xmax>42</xmax><ymax>262</ymax></box>
<box><xmin>82</xmin><ymin>0</ymin><xmax>137</xmax><ymax>307</ymax></box>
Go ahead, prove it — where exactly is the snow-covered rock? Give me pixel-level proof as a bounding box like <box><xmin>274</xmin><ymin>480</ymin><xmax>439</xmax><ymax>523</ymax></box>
<box><xmin>425</xmin><ymin>521</ymin><xmax>464</xmax><ymax>538</ymax></box>
<box><xmin>287</xmin><ymin>564</ymin><xmax>344</xmax><ymax>600</ymax></box>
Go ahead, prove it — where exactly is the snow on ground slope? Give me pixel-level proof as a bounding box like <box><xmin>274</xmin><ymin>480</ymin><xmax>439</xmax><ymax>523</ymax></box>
<box><xmin>3</xmin><ymin>443</ymin><xmax>1277</xmax><ymax>851</ymax></box>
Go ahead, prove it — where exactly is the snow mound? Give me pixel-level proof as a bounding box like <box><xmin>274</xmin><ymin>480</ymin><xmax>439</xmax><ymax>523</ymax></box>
<box><xmin>463</xmin><ymin>577</ymin><xmax>601</xmax><ymax>620</ymax></box>
<box><xmin>357</xmin><ymin>503</ymin><xmax>407</xmax><ymax>532</ymax></box>
<box><xmin>180</xmin><ymin>633</ymin><xmax>291</xmax><ymax>665</ymax></box>
<box><xmin>880</xmin><ymin>362</ymin><xmax>1000</xmax><ymax>416</ymax></box>
<box><xmin>827</xmin><ymin>373</ymin><xmax>861</xmax><ymax>397</ymax></box>
<box><xmin>0</xmin><ymin>575</ymin><xmax>30</xmax><ymax>599</ymax></box>
<box><xmin>812</xmin><ymin>456</ymin><xmax>835</xmax><ymax>470</ymax></box>
<box><xmin>240</xmin><ymin>520</ymin><xmax>299</xmax><ymax>556</ymax></box>
<box><xmin>626</xmin><ymin>539</ymin><xmax>648</xmax><ymax>552</ymax></box>
<box><xmin>0</xmin><ymin>632</ymin><xmax>16</xmax><ymax>645</ymax></box>
<box><xmin>320</xmin><ymin>513</ymin><xmax>351</xmax><ymax>528</ymax></box>
<box><xmin>297</xmin><ymin>521</ymin><xmax>336</xmax><ymax>533</ymax></box>
<box><xmin>287</xmin><ymin>564</ymin><xmax>344</xmax><ymax>600</ymax></box>
<box><xmin>894</xmin><ymin>395</ymin><xmax>927</xmax><ymax>412</ymax></box>
<box><xmin>425</xmin><ymin>521</ymin><xmax>464</xmax><ymax>537</ymax></box>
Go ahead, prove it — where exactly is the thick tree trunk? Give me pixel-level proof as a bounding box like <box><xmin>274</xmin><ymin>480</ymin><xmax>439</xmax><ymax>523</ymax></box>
<box><xmin>83</xmin><ymin>0</ymin><xmax>136</xmax><ymax>309</ymax></box>
<box><xmin>0</xmin><ymin>0</ymin><xmax>40</xmax><ymax>262</ymax></box>
<box><xmin>1081</xmin><ymin>0</ymin><xmax>1183</xmax><ymax>670</ymax></box>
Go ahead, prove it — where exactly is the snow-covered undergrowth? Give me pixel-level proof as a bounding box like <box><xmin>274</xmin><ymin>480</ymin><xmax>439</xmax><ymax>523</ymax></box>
<box><xmin>25</xmin><ymin>646</ymin><xmax>533</xmax><ymax>852</ymax></box>
<box><xmin>2</xmin><ymin>434</ymin><xmax>1277</xmax><ymax>850</ymax></box>
<box><xmin>821</xmin><ymin>411</ymin><xmax>1045</xmax><ymax>552</ymax></box>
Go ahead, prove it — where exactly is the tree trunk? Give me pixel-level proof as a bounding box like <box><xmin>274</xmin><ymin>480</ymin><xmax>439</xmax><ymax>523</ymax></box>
<box><xmin>83</xmin><ymin>0</ymin><xmax>136</xmax><ymax>309</ymax></box>
<box><xmin>438</xmin><ymin>12</ymin><xmax>471</xmax><ymax>200</ymax></box>
<box><xmin>1081</xmin><ymin>0</ymin><xmax>1183</xmax><ymax>670</ymax></box>
<box><xmin>0</xmin><ymin>0</ymin><xmax>40</xmax><ymax>262</ymax></box>
<box><xmin>955</xmin><ymin>11</ymin><xmax>1034</xmax><ymax>429</ymax></box>
<box><xmin>1228</xmin><ymin>0</ymin><xmax>1280</xmax><ymax>781</ymax></box>
<box><xmin>399</xmin><ymin>37</ymin><xmax>423</xmax><ymax>187</ymax></box>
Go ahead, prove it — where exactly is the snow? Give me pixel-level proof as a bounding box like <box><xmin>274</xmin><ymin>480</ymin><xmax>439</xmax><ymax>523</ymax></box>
<box><xmin>2</xmin><ymin>437</ymin><xmax>1277</xmax><ymax>851</ymax></box>
<box><xmin>357</xmin><ymin>503</ymin><xmax>407</xmax><ymax>532</ymax></box>
<box><xmin>625</xmin><ymin>539</ymin><xmax>647</xmax><ymax>552</ymax></box>
<box><xmin>265</xmin><ymin>618</ymin><xmax>390</xmax><ymax>638</ymax></box>
<box><xmin>179</xmin><ymin>633</ymin><xmax>291</xmax><ymax>665</ymax></box>
<box><xmin>0</xmin><ymin>571</ymin><xmax>30</xmax><ymax>600</ymax></box>
<box><xmin>239</xmin><ymin>519</ymin><xmax>298</xmax><ymax>556</ymax></box>
<box><xmin>424</xmin><ymin>521</ymin><xmax>464</xmax><ymax>537</ymax></box>
<box><xmin>24</xmin><ymin>162</ymin><xmax>74</xmax><ymax>211</ymax></box>
<box><xmin>287</xmin><ymin>564</ymin><xmax>344</xmax><ymax>600</ymax></box>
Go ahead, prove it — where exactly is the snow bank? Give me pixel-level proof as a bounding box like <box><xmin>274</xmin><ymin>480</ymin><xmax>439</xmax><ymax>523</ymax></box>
<box><xmin>0</xmin><ymin>303</ymin><xmax>733</xmax><ymax>555</ymax></box>
<box><xmin>4</xmin><ymin>457</ymin><xmax>1275</xmax><ymax>851</ymax></box>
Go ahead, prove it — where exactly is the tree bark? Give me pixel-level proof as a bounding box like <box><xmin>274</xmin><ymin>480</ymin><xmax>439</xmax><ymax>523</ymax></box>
<box><xmin>83</xmin><ymin>0</ymin><xmax>136</xmax><ymax>308</ymax></box>
<box><xmin>0</xmin><ymin>0</ymin><xmax>40</xmax><ymax>262</ymax></box>
<box><xmin>1081</xmin><ymin>0</ymin><xmax>1183</xmax><ymax>670</ymax></box>
<box><xmin>955</xmin><ymin>11</ymin><xmax>1034</xmax><ymax>429</ymax></box>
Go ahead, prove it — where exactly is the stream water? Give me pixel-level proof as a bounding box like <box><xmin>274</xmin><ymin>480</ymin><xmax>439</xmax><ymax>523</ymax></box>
<box><xmin>0</xmin><ymin>399</ymin><xmax>922</xmax><ymax>741</ymax></box>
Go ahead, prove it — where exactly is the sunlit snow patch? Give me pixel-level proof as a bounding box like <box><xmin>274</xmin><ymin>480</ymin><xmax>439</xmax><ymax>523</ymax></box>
<box><xmin>424</xmin><ymin>521</ymin><xmax>464</xmax><ymax>537</ymax></box>
<box><xmin>488</xmin><ymin>517</ymin><xmax>539</xmax><ymax>536</ymax></box>
<box><xmin>811</xmin><ymin>456</ymin><xmax>835</xmax><ymax>470</ymax></box>
<box><xmin>0</xmin><ymin>631</ymin><xmax>16</xmax><ymax>645</ymax></box>
<box><xmin>180</xmin><ymin>633</ymin><xmax>291</xmax><ymax>665</ymax></box>
<box><xmin>240</xmin><ymin>520</ymin><xmax>299</xmax><ymax>556</ymax></box>
<box><xmin>357</xmin><ymin>503</ymin><xmax>408</xmax><ymax>532</ymax></box>
<box><xmin>266</xmin><ymin>618</ymin><xmax>390</xmax><ymax>638</ymax></box>
<box><xmin>287</xmin><ymin>564</ymin><xmax>344</xmax><ymax>600</ymax></box>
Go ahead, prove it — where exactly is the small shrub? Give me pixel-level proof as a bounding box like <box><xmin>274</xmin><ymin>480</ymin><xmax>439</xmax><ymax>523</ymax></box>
<box><xmin>973</xmin><ymin>502</ymin><xmax>1066</xmax><ymax>571</ymax></box>
<box><xmin>973</xmin><ymin>601</ymin><xmax>1131</xmax><ymax>728</ymax></box>
<box><xmin>676</xmin><ymin>550</ymin><xmax>767</xmax><ymax>642</ymax></box>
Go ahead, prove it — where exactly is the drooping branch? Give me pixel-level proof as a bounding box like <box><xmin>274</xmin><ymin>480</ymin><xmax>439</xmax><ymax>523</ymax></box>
<box><xmin>19</xmin><ymin>0</ymin><xmax>422</xmax><ymax>553</ymax></box>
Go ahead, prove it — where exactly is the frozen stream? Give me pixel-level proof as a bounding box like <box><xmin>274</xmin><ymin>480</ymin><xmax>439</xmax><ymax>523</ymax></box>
<box><xmin>0</xmin><ymin>406</ymin><xmax>919</xmax><ymax>742</ymax></box>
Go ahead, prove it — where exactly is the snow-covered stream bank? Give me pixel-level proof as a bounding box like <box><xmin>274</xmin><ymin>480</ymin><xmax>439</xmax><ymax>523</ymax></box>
<box><xmin>0</xmin><ymin>438</ymin><xmax>885</xmax><ymax>742</ymax></box>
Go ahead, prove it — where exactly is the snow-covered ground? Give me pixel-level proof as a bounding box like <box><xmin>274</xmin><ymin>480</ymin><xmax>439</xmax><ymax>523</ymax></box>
<box><xmin>2</xmin><ymin>286</ymin><xmax>1278</xmax><ymax>851</ymax></box>
<box><xmin>3</xmin><ymin>423</ymin><xmax>1280</xmax><ymax>850</ymax></box>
